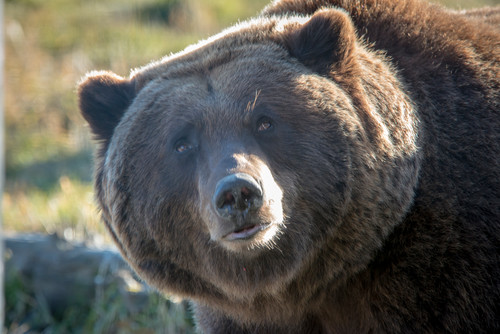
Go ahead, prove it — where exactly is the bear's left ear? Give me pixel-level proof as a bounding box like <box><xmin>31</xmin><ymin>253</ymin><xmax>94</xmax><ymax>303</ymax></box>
<box><xmin>78</xmin><ymin>71</ymin><xmax>136</xmax><ymax>144</ymax></box>
<box><xmin>281</xmin><ymin>9</ymin><xmax>357</xmax><ymax>75</ymax></box>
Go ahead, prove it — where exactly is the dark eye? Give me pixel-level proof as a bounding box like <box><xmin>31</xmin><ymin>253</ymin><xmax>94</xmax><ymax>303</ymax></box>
<box><xmin>174</xmin><ymin>140</ymin><xmax>194</xmax><ymax>153</ymax></box>
<box><xmin>256</xmin><ymin>118</ymin><xmax>274</xmax><ymax>132</ymax></box>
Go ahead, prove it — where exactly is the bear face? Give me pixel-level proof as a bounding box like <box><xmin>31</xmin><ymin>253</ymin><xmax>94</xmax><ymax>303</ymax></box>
<box><xmin>80</xmin><ymin>7</ymin><xmax>423</xmax><ymax>329</ymax></box>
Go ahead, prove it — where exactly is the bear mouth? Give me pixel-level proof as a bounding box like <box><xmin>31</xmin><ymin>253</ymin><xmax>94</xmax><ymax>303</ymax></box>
<box><xmin>224</xmin><ymin>224</ymin><xmax>269</xmax><ymax>241</ymax></box>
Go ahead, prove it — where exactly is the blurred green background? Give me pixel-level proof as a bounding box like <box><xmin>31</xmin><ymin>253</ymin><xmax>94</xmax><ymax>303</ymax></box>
<box><xmin>3</xmin><ymin>0</ymin><xmax>497</xmax><ymax>332</ymax></box>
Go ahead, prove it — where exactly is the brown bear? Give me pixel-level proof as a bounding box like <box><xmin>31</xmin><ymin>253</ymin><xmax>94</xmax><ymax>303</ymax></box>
<box><xmin>78</xmin><ymin>0</ymin><xmax>500</xmax><ymax>332</ymax></box>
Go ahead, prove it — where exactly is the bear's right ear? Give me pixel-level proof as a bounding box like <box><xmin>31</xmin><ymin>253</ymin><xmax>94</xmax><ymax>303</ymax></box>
<box><xmin>78</xmin><ymin>71</ymin><xmax>136</xmax><ymax>143</ymax></box>
<box><xmin>281</xmin><ymin>9</ymin><xmax>357</xmax><ymax>75</ymax></box>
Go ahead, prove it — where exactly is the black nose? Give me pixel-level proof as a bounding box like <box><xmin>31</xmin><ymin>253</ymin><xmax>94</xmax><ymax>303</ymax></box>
<box><xmin>213</xmin><ymin>173</ymin><xmax>263</xmax><ymax>219</ymax></box>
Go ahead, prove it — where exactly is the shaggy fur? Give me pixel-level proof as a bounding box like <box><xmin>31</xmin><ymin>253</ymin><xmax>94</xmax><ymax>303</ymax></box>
<box><xmin>78</xmin><ymin>0</ymin><xmax>499</xmax><ymax>333</ymax></box>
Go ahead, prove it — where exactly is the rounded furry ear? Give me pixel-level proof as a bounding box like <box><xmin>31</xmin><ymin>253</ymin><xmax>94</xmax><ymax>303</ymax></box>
<box><xmin>78</xmin><ymin>71</ymin><xmax>136</xmax><ymax>143</ymax></box>
<box><xmin>283</xmin><ymin>9</ymin><xmax>357</xmax><ymax>74</ymax></box>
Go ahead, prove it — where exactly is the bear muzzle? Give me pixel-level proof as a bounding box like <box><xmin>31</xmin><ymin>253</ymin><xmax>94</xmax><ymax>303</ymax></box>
<box><xmin>212</xmin><ymin>173</ymin><xmax>269</xmax><ymax>241</ymax></box>
<box><xmin>199</xmin><ymin>151</ymin><xmax>285</xmax><ymax>250</ymax></box>
<box><xmin>213</xmin><ymin>173</ymin><xmax>263</xmax><ymax>218</ymax></box>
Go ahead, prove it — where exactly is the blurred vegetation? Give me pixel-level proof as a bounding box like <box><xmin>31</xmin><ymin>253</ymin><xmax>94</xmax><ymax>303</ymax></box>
<box><xmin>5</xmin><ymin>264</ymin><xmax>194</xmax><ymax>333</ymax></box>
<box><xmin>3</xmin><ymin>0</ymin><xmax>497</xmax><ymax>332</ymax></box>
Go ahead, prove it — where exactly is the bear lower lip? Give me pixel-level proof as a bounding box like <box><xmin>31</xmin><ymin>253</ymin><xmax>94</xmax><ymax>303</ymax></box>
<box><xmin>224</xmin><ymin>224</ymin><xmax>266</xmax><ymax>241</ymax></box>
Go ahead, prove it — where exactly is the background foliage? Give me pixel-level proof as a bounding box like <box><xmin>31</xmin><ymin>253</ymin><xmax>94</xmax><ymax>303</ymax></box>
<box><xmin>3</xmin><ymin>0</ymin><xmax>497</xmax><ymax>332</ymax></box>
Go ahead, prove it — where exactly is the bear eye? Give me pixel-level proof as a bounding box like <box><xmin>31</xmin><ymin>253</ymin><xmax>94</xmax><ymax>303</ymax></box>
<box><xmin>174</xmin><ymin>140</ymin><xmax>194</xmax><ymax>153</ymax></box>
<box><xmin>256</xmin><ymin>117</ymin><xmax>274</xmax><ymax>132</ymax></box>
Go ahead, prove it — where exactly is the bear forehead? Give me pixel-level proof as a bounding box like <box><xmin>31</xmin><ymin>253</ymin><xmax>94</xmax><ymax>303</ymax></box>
<box><xmin>125</xmin><ymin>51</ymin><xmax>326</xmax><ymax>132</ymax></box>
<box><xmin>122</xmin><ymin>75</ymin><xmax>285</xmax><ymax>144</ymax></box>
<box><xmin>139</xmin><ymin>45</ymin><xmax>302</xmax><ymax>97</ymax></box>
<box><xmin>148</xmin><ymin>53</ymin><xmax>301</xmax><ymax>98</ymax></box>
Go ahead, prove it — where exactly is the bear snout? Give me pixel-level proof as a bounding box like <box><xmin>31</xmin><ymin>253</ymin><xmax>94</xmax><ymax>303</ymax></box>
<box><xmin>199</xmin><ymin>151</ymin><xmax>286</xmax><ymax>251</ymax></box>
<box><xmin>213</xmin><ymin>173</ymin><xmax>263</xmax><ymax>221</ymax></box>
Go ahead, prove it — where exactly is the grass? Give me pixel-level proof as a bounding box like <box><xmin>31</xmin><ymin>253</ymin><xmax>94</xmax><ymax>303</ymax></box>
<box><xmin>3</xmin><ymin>0</ymin><xmax>496</xmax><ymax>332</ymax></box>
<box><xmin>4</xmin><ymin>262</ymin><xmax>195</xmax><ymax>333</ymax></box>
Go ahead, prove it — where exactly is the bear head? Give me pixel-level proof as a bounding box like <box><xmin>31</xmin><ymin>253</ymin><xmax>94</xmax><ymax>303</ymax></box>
<box><xmin>79</xmin><ymin>8</ymin><xmax>421</xmax><ymax>320</ymax></box>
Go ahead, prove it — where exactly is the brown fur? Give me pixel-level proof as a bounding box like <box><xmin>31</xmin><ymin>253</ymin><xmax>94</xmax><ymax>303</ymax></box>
<box><xmin>78</xmin><ymin>0</ymin><xmax>499</xmax><ymax>333</ymax></box>
<box><xmin>461</xmin><ymin>6</ymin><xmax>500</xmax><ymax>26</ymax></box>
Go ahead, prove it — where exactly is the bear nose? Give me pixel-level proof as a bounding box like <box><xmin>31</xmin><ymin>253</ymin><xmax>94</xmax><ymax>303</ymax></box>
<box><xmin>213</xmin><ymin>173</ymin><xmax>263</xmax><ymax>219</ymax></box>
